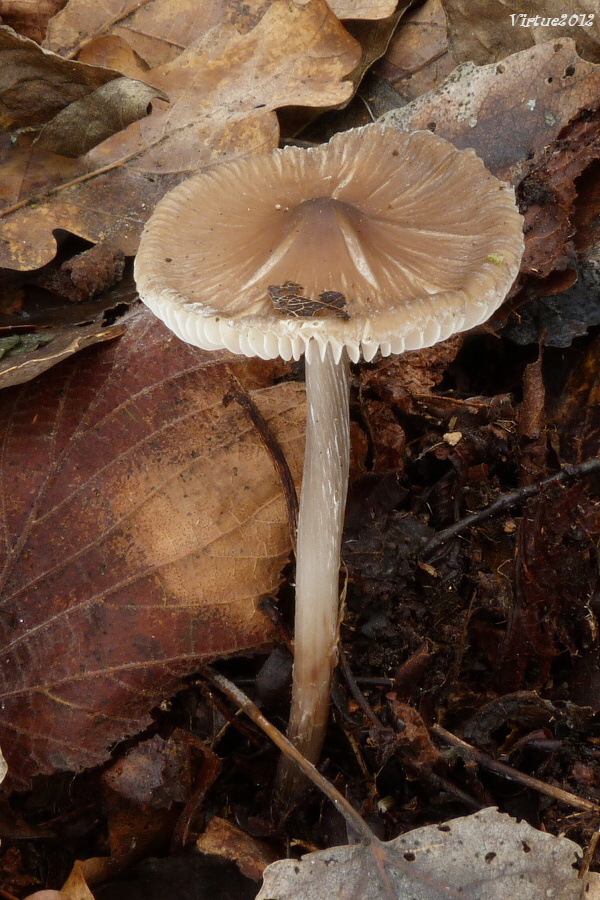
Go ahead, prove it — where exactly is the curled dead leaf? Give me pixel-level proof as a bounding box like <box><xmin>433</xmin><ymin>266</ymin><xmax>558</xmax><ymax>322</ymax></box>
<box><xmin>0</xmin><ymin>24</ymin><xmax>119</xmax><ymax>131</ymax></box>
<box><xmin>0</xmin><ymin>23</ymin><xmax>164</xmax><ymax>157</ymax></box>
<box><xmin>196</xmin><ymin>817</ymin><xmax>277</xmax><ymax>881</ymax></box>
<box><xmin>34</xmin><ymin>76</ymin><xmax>168</xmax><ymax>157</ymax></box>
<box><xmin>0</xmin><ymin>321</ymin><xmax>126</xmax><ymax>389</ymax></box>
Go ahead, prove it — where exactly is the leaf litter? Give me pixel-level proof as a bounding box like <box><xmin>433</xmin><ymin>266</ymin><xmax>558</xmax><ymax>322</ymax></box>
<box><xmin>0</xmin><ymin>24</ymin><xmax>128</xmax><ymax>132</ymax></box>
<box><xmin>3</xmin><ymin>0</ymin><xmax>600</xmax><ymax>897</ymax></box>
<box><xmin>0</xmin><ymin>0</ymin><xmax>360</xmax><ymax>269</ymax></box>
<box><xmin>441</xmin><ymin>0</ymin><xmax>600</xmax><ymax>67</ymax></box>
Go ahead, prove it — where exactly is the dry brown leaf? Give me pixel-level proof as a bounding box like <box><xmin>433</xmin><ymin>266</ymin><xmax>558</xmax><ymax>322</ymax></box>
<box><xmin>0</xmin><ymin>305</ymin><xmax>304</xmax><ymax>786</ymax></box>
<box><xmin>258</xmin><ymin>807</ymin><xmax>599</xmax><ymax>899</ymax></box>
<box><xmin>343</xmin><ymin>4</ymin><xmax>414</xmax><ymax>95</ymax></box>
<box><xmin>0</xmin><ymin>0</ymin><xmax>66</xmax><ymax>43</ymax></box>
<box><xmin>329</xmin><ymin>0</ymin><xmax>399</xmax><ymax>19</ymax></box>
<box><xmin>0</xmin><ymin>320</ymin><xmax>126</xmax><ymax>389</ymax></box>
<box><xmin>34</xmin><ymin>76</ymin><xmax>167</xmax><ymax>157</ymax></box>
<box><xmin>196</xmin><ymin>817</ymin><xmax>277</xmax><ymax>881</ymax></box>
<box><xmin>77</xmin><ymin>35</ymin><xmax>150</xmax><ymax>78</ymax></box>
<box><xmin>0</xmin><ymin>0</ymin><xmax>360</xmax><ymax>270</ymax></box>
<box><xmin>442</xmin><ymin>0</ymin><xmax>600</xmax><ymax>66</ymax></box>
<box><xmin>380</xmin><ymin>39</ymin><xmax>600</xmax><ymax>181</ymax></box>
<box><xmin>0</xmin><ymin>24</ymin><xmax>163</xmax><ymax>158</ymax></box>
<box><xmin>0</xmin><ymin>23</ymin><xmax>120</xmax><ymax>130</ymax></box>
<box><xmin>44</xmin><ymin>0</ymin><xmax>226</xmax><ymax>66</ymax></box>
<box><xmin>375</xmin><ymin>0</ymin><xmax>456</xmax><ymax>102</ymax></box>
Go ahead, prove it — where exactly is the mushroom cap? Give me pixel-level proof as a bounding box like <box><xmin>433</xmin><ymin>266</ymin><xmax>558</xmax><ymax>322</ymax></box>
<box><xmin>134</xmin><ymin>125</ymin><xmax>524</xmax><ymax>364</ymax></box>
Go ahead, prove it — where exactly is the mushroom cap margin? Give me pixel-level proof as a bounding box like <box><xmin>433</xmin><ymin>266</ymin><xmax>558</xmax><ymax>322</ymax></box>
<box><xmin>134</xmin><ymin>125</ymin><xmax>524</xmax><ymax>363</ymax></box>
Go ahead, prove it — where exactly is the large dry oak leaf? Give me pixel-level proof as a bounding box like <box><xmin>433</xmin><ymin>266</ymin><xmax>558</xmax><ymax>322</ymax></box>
<box><xmin>0</xmin><ymin>306</ymin><xmax>304</xmax><ymax>786</ymax></box>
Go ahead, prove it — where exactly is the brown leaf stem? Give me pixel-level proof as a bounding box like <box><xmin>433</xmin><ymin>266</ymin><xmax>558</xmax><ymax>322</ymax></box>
<box><xmin>224</xmin><ymin>376</ymin><xmax>298</xmax><ymax>547</ymax></box>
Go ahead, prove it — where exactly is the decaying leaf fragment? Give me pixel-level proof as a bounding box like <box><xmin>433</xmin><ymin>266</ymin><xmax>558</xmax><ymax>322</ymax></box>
<box><xmin>34</xmin><ymin>76</ymin><xmax>168</xmax><ymax>157</ymax></box>
<box><xmin>375</xmin><ymin>0</ymin><xmax>456</xmax><ymax>103</ymax></box>
<box><xmin>0</xmin><ymin>24</ymin><xmax>118</xmax><ymax>131</ymax></box>
<box><xmin>380</xmin><ymin>39</ymin><xmax>600</xmax><ymax>182</ymax></box>
<box><xmin>327</xmin><ymin>0</ymin><xmax>401</xmax><ymax>19</ymax></box>
<box><xmin>441</xmin><ymin>0</ymin><xmax>600</xmax><ymax>66</ymax></box>
<box><xmin>196</xmin><ymin>817</ymin><xmax>277</xmax><ymax>881</ymax></box>
<box><xmin>258</xmin><ymin>807</ymin><xmax>600</xmax><ymax>899</ymax></box>
<box><xmin>0</xmin><ymin>306</ymin><xmax>304</xmax><ymax>786</ymax></box>
<box><xmin>517</xmin><ymin>110</ymin><xmax>600</xmax><ymax>279</ymax></box>
<box><xmin>0</xmin><ymin>24</ymin><xmax>164</xmax><ymax>156</ymax></box>
<box><xmin>0</xmin><ymin>0</ymin><xmax>360</xmax><ymax>271</ymax></box>
<box><xmin>0</xmin><ymin>320</ymin><xmax>126</xmax><ymax>389</ymax></box>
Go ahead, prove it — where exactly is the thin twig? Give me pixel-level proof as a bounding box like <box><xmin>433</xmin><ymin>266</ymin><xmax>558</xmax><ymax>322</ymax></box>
<box><xmin>331</xmin><ymin>700</ymin><xmax>373</xmax><ymax>783</ymax></box>
<box><xmin>224</xmin><ymin>376</ymin><xmax>299</xmax><ymax>546</ymax></box>
<box><xmin>579</xmin><ymin>829</ymin><xmax>600</xmax><ymax>880</ymax></box>
<box><xmin>426</xmin><ymin>773</ymin><xmax>483</xmax><ymax>811</ymax></box>
<box><xmin>356</xmin><ymin>677</ymin><xmax>395</xmax><ymax>688</ymax></box>
<box><xmin>432</xmin><ymin>724</ymin><xmax>600</xmax><ymax>814</ymax></box>
<box><xmin>338</xmin><ymin>654</ymin><xmax>482</xmax><ymax>812</ymax></box>
<box><xmin>421</xmin><ymin>458</ymin><xmax>600</xmax><ymax>558</ymax></box>
<box><xmin>195</xmin><ymin>679</ymin><xmax>262</xmax><ymax>750</ymax></box>
<box><xmin>338</xmin><ymin>648</ymin><xmax>381</xmax><ymax>728</ymax></box>
<box><xmin>201</xmin><ymin>666</ymin><xmax>377</xmax><ymax>843</ymax></box>
<box><xmin>356</xmin><ymin>93</ymin><xmax>376</xmax><ymax>122</ymax></box>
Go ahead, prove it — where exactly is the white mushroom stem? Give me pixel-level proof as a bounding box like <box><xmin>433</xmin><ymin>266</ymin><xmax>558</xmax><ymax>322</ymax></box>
<box><xmin>277</xmin><ymin>342</ymin><xmax>350</xmax><ymax>796</ymax></box>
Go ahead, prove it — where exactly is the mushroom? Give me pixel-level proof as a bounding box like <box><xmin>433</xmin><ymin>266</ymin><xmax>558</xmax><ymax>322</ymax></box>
<box><xmin>134</xmin><ymin>124</ymin><xmax>524</xmax><ymax>794</ymax></box>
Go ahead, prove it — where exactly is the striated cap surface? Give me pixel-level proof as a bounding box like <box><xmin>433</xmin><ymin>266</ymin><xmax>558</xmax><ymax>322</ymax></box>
<box><xmin>134</xmin><ymin>125</ymin><xmax>524</xmax><ymax>363</ymax></box>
